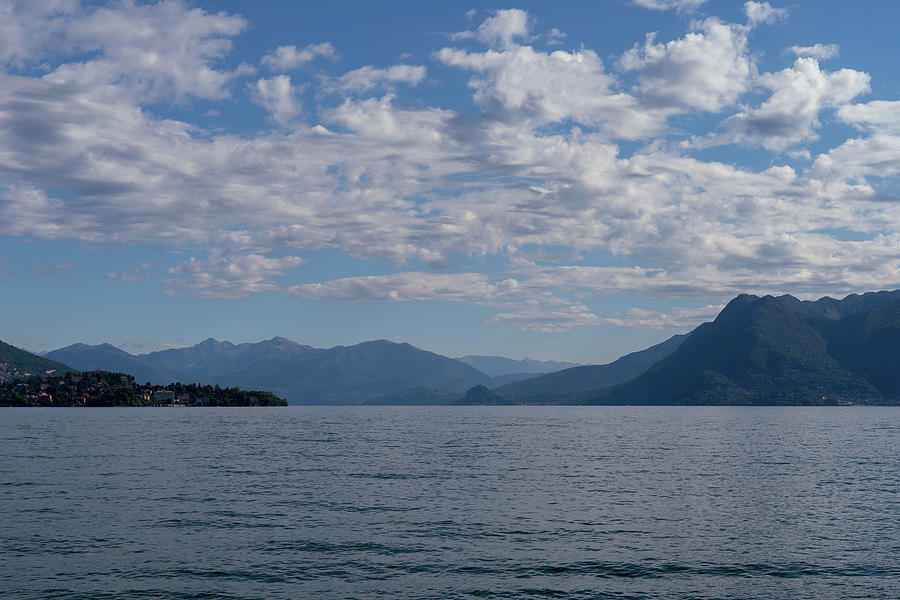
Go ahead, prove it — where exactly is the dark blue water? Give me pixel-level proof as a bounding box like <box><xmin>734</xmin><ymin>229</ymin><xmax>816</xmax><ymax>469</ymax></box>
<box><xmin>1</xmin><ymin>406</ymin><xmax>898</xmax><ymax>599</ymax></box>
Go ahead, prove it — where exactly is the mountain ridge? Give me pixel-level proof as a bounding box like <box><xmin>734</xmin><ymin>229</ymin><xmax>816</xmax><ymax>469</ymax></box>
<box><xmin>585</xmin><ymin>292</ymin><xmax>900</xmax><ymax>405</ymax></box>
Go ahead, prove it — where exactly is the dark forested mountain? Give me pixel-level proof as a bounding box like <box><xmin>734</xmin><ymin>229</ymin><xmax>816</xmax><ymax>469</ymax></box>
<box><xmin>496</xmin><ymin>334</ymin><xmax>686</xmax><ymax>401</ymax></box>
<box><xmin>45</xmin><ymin>343</ymin><xmax>175</xmax><ymax>384</ymax></box>
<box><xmin>453</xmin><ymin>384</ymin><xmax>516</xmax><ymax>405</ymax></box>
<box><xmin>456</xmin><ymin>355</ymin><xmax>579</xmax><ymax>377</ymax></box>
<box><xmin>365</xmin><ymin>387</ymin><xmax>459</xmax><ymax>406</ymax></box>
<box><xmin>0</xmin><ymin>340</ymin><xmax>71</xmax><ymax>382</ymax></box>
<box><xmin>587</xmin><ymin>292</ymin><xmax>900</xmax><ymax>405</ymax></box>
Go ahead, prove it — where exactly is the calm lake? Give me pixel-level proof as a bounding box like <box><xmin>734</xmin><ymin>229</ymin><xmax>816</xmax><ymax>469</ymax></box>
<box><xmin>1</xmin><ymin>406</ymin><xmax>898</xmax><ymax>599</ymax></box>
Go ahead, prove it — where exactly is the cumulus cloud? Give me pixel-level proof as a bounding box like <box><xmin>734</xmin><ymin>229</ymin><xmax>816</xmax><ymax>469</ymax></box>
<box><xmin>55</xmin><ymin>0</ymin><xmax>249</xmax><ymax>101</ymax></box>
<box><xmin>618</xmin><ymin>17</ymin><xmax>754</xmax><ymax>112</ymax></box>
<box><xmin>788</xmin><ymin>43</ymin><xmax>839</xmax><ymax>60</ymax></box>
<box><xmin>436</xmin><ymin>44</ymin><xmax>661</xmax><ymax>138</ymax></box>
<box><xmin>261</xmin><ymin>42</ymin><xmax>336</xmax><ymax>71</ymax></box>
<box><xmin>705</xmin><ymin>58</ymin><xmax>870</xmax><ymax>151</ymax></box>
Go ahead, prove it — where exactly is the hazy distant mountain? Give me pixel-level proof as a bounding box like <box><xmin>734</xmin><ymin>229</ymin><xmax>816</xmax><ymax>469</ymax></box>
<box><xmin>495</xmin><ymin>334</ymin><xmax>686</xmax><ymax>401</ymax></box>
<box><xmin>0</xmin><ymin>340</ymin><xmax>71</xmax><ymax>381</ymax></box>
<box><xmin>213</xmin><ymin>340</ymin><xmax>493</xmax><ymax>404</ymax></box>
<box><xmin>588</xmin><ymin>292</ymin><xmax>900</xmax><ymax>405</ymax></box>
<box><xmin>45</xmin><ymin>343</ymin><xmax>175</xmax><ymax>384</ymax></box>
<box><xmin>140</xmin><ymin>336</ymin><xmax>320</xmax><ymax>381</ymax></box>
<box><xmin>456</xmin><ymin>355</ymin><xmax>579</xmax><ymax>377</ymax></box>
<box><xmin>42</xmin><ymin>336</ymin><xmax>495</xmax><ymax>404</ymax></box>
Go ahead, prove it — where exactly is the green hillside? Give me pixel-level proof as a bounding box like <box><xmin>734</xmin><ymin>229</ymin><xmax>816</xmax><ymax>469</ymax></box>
<box><xmin>0</xmin><ymin>340</ymin><xmax>72</xmax><ymax>382</ymax></box>
<box><xmin>586</xmin><ymin>294</ymin><xmax>895</xmax><ymax>405</ymax></box>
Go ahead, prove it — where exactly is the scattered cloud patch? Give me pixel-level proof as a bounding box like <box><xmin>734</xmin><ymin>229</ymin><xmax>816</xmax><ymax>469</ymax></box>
<box><xmin>261</xmin><ymin>42</ymin><xmax>336</xmax><ymax>71</ymax></box>
<box><xmin>629</xmin><ymin>0</ymin><xmax>709</xmax><ymax>12</ymax></box>
<box><xmin>788</xmin><ymin>43</ymin><xmax>839</xmax><ymax>60</ymax></box>
<box><xmin>26</xmin><ymin>262</ymin><xmax>74</xmax><ymax>277</ymax></box>
<box><xmin>744</xmin><ymin>1</ymin><xmax>788</xmax><ymax>27</ymax></box>
<box><xmin>837</xmin><ymin>100</ymin><xmax>900</xmax><ymax>134</ymax></box>
<box><xmin>324</xmin><ymin>64</ymin><xmax>426</xmax><ymax>93</ymax></box>
<box><xmin>167</xmin><ymin>253</ymin><xmax>306</xmax><ymax>299</ymax></box>
<box><xmin>476</xmin><ymin>9</ymin><xmax>529</xmax><ymax>49</ymax></box>
<box><xmin>106</xmin><ymin>262</ymin><xmax>153</xmax><ymax>282</ymax></box>
<box><xmin>250</xmin><ymin>75</ymin><xmax>301</xmax><ymax>126</ymax></box>
<box><xmin>603</xmin><ymin>304</ymin><xmax>724</xmax><ymax>329</ymax></box>
<box><xmin>489</xmin><ymin>302</ymin><xmax>600</xmax><ymax>333</ymax></box>
<box><xmin>288</xmin><ymin>272</ymin><xmax>520</xmax><ymax>303</ymax></box>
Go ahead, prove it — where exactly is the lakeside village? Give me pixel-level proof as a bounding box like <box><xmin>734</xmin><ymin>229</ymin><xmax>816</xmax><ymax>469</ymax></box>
<box><xmin>0</xmin><ymin>369</ymin><xmax>287</xmax><ymax>407</ymax></box>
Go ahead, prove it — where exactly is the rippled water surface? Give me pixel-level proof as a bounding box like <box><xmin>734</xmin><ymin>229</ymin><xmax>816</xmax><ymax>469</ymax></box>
<box><xmin>1</xmin><ymin>406</ymin><xmax>899</xmax><ymax>599</ymax></box>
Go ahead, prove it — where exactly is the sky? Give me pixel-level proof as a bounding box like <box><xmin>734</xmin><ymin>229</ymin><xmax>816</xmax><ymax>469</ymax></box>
<box><xmin>3</xmin><ymin>0</ymin><xmax>900</xmax><ymax>363</ymax></box>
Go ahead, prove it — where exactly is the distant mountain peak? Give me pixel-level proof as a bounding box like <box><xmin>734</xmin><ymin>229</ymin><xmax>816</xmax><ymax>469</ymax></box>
<box><xmin>456</xmin><ymin>354</ymin><xmax>580</xmax><ymax>377</ymax></box>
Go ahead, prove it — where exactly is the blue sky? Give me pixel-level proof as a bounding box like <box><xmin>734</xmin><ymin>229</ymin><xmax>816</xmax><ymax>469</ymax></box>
<box><xmin>4</xmin><ymin>0</ymin><xmax>900</xmax><ymax>363</ymax></box>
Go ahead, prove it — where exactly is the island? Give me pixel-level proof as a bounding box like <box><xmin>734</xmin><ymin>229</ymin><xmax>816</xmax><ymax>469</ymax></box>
<box><xmin>0</xmin><ymin>370</ymin><xmax>287</xmax><ymax>407</ymax></box>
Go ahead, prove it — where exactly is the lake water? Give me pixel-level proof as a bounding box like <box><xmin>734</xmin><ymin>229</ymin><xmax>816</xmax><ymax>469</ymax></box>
<box><xmin>1</xmin><ymin>406</ymin><xmax>898</xmax><ymax>599</ymax></box>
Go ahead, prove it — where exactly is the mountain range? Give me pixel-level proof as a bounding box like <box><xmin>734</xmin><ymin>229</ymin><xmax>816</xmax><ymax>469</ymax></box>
<box><xmin>10</xmin><ymin>289</ymin><xmax>900</xmax><ymax>405</ymax></box>
<box><xmin>44</xmin><ymin>337</ymin><xmax>501</xmax><ymax>404</ymax></box>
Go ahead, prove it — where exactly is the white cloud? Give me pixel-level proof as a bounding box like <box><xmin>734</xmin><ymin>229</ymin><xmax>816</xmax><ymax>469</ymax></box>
<box><xmin>250</xmin><ymin>75</ymin><xmax>301</xmax><ymax>126</ymax></box>
<box><xmin>788</xmin><ymin>43</ymin><xmax>839</xmax><ymax>60</ymax></box>
<box><xmin>57</xmin><ymin>0</ymin><xmax>249</xmax><ymax>101</ymax></box>
<box><xmin>261</xmin><ymin>42</ymin><xmax>336</xmax><ymax>71</ymax></box>
<box><xmin>838</xmin><ymin>100</ymin><xmax>900</xmax><ymax>134</ymax></box>
<box><xmin>490</xmin><ymin>302</ymin><xmax>601</xmax><ymax>332</ymax></box>
<box><xmin>0</xmin><ymin>0</ymin><xmax>80</xmax><ymax>67</ymax></box>
<box><xmin>288</xmin><ymin>272</ymin><xmax>520</xmax><ymax>303</ymax></box>
<box><xmin>437</xmin><ymin>44</ymin><xmax>661</xmax><ymax>138</ymax></box>
<box><xmin>602</xmin><ymin>304</ymin><xmax>723</xmax><ymax>329</ymax></box>
<box><xmin>5</xmin><ymin>4</ymin><xmax>900</xmax><ymax>336</ymax></box>
<box><xmin>167</xmin><ymin>252</ymin><xmax>306</xmax><ymax>299</ymax></box>
<box><xmin>324</xmin><ymin>64</ymin><xmax>426</xmax><ymax>93</ymax></box>
<box><xmin>708</xmin><ymin>58</ymin><xmax>870</xmax><ymax>151</ymax></box>
<box><xmin>328</xmin><ymin>94</ymin><xmax>451</xmax><ymax>144</ymax></box>
<box><xmin>744</xmin><ymin>1</ymin><xmax>788</xmax><ymax>26</ymax></box>
<box><xmin>618</xmin><ymin>17</ymin><xmax>754</xmax><ymax>112</ymax></box>
<box><xmin>629</xmin><ymin>0</ymin><xmax>709</xmax><ymax>12</ymax></box>
<box><xmin>476</xmin><ymin>9</ymin><xmax>529</xmax><ymax>49</ymax></box>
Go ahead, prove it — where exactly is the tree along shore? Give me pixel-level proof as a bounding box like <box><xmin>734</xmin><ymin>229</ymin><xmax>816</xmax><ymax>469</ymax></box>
<box><xmin>0</xmin><ymin>370</ymin><xmax>286</xmax><ymax>407</ymax></box>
